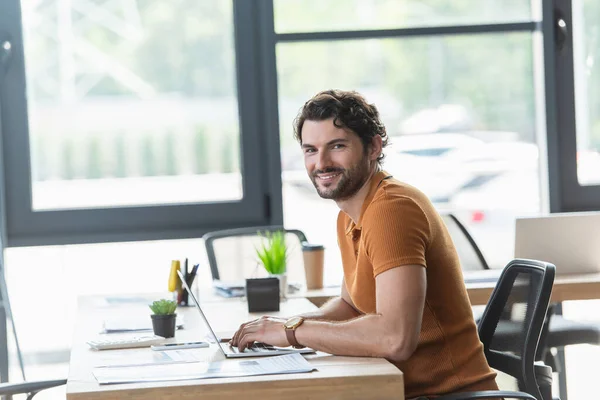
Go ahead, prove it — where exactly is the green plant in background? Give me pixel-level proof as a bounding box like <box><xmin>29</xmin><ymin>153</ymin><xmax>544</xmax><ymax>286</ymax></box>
<box><xmin>114</xmin><ymin>134</ymin><xmax>127</xmax><ymax>178</ymax></box>
<box><xmin>141</xmin><ymin>135</ymin><xmax>156</xmax><ymax>176</ymax></box>
<box><xmin>221</xmin><ymin>132</ymin><xmax>233</xmax><ymax>173</ymax></box>
<box><xmin>87</xmin><ymin>136</ymin><xmax>103</xmax><ymax>179</ymax></box>
<box><xmin>62</xmin><ymin>139</ymin><xmax>76</xmax><ymax>180</ymax></box>
<box><xmin>194</xmin><ymin>126</ymin><xmax>209</xmax><ymax>174</ymax></box>
<box><xmin>255</xmin><ymin>231</ymin><xmax>288</xmax><ymax>275</ymax></box>
<box><xmin>149</xmin><ymin>299</ymin><xmax>177</xmax><ymax>315</ymax></box>
<box><xmin>164</xmin><ymin>130</ymin><xmax>177</xmax><ymax>176</ymax></box>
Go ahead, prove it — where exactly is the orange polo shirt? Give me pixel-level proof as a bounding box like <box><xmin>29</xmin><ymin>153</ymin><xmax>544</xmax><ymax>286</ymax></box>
<box><xmin>337</xmin><ymin>170</ymin><xmax>498</xmax><ymax>398</ymax></box>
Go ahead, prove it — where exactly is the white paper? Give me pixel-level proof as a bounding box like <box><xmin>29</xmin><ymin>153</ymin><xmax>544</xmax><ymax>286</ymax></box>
<box><xmin>94</xmin><ymin>348</ymin><xmax>211</xmax><ymax>367</ymax></box>
<box><xmin>93</xmin><ymin>353</ymin><xmax>316</xmax><ymax>385</ymax></box>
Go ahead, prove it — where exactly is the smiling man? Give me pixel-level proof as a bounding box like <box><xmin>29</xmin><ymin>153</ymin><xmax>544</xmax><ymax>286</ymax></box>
<box><xmin>231</xmin><ymin>90</ymin><xmax>498</xmax><ymax>399</ymax></box>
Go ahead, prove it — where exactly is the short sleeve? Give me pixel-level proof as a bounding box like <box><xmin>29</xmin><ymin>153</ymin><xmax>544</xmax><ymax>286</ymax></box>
<box><xmin>362</xmin><ymin>194</ymin><xmax>431</xmax><ymax>277</ymax></box>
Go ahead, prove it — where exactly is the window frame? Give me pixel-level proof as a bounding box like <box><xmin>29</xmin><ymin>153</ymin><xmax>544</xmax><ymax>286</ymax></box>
<box><xmin>549</xmin><ymin>0</ymin><xmax>600</xmax><ymax>212</ymax></box>
<box><xmin>0</xmin><ymin>0</ymin><xmax>282</xmax><ymax>246</ymax></box>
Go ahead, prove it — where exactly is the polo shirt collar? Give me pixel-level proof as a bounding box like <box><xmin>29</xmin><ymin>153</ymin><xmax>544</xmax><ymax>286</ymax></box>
<box><xmin>345</xmin><ymin>170</ymin><xmax>391</xmax><ymax>236</ymax></box>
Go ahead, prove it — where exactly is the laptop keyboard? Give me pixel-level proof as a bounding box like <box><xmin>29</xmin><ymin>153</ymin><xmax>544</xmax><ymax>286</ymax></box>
<box><xmin>231</xmin><ymin>342</ymin><xmax>276</xmax><ymax>353</ymax></box>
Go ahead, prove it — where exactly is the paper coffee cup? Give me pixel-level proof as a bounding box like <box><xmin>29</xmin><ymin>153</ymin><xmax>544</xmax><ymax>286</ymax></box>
<box><xmin>302</xmin><ymin>243</ymin><xmax>324</xmax><ymax>290</ymax></box>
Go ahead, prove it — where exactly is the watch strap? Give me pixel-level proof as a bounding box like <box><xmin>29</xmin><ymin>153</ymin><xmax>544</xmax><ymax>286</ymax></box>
<box><xmin>285</xmin><ymin>327</ymin><xmax>304</xmax><ymax>349</ymax></box>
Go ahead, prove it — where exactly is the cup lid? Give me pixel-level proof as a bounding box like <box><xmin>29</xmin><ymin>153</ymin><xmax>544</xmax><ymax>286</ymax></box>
<box><xmin>302</xmin><ymin>242</ymin><xmax>324</xmax><ymax>251</ymax></box>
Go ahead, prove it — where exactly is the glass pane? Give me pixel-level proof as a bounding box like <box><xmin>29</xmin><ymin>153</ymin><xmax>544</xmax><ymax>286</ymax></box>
<box><xmin>574</xmin><ymin>0</ymin><xmax>600</xmax><ymax>185</ymax></box>
<box><xmin>278</xmin><ymin>34</ymin><xmax>541</xmax><ymax>282</ymax></box>
<box><xmin>274</xmin><ymin>0</ymin><xmax>532</xmax><ymax>33</ymax></box>
<box><xmin>21</xmin><ymin>0</ymin><xmax>241</xmax><ymax>210</ymax></box>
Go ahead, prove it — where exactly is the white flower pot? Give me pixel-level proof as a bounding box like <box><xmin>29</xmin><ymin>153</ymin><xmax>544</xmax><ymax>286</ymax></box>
<box><xmin>271</xmin><ymin>273</ymin><xmax>287</xmax><ymax>299</ymax></box>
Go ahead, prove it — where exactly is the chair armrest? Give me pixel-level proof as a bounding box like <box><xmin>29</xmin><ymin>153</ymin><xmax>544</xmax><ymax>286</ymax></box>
<box><xmin>436</xmin><ymin>390</ymin><xmax>537</xmax><ymax>400</ymax></box>
<box><xmin>0</xmin><ymin>379</ymin><xmax>66</xmax><ymax>396</ymax></box>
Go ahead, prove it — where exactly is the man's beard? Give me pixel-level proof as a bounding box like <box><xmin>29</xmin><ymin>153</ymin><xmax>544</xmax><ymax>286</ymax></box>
<box><xmin>310</xmin><ymin>161</ymin><xmax>371</xmax><ymax>201</ymax></box>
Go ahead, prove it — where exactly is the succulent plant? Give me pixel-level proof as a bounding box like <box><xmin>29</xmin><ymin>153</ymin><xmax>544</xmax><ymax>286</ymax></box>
<box><xmin>149</xmin><ymin>299</ymin><xmax>177</xmax><ymax>315</ymax></box>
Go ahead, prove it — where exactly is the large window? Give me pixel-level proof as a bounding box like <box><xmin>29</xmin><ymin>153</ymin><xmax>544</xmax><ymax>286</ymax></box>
<box><xmin>22</xmin><ymin>1</ymin><xmax>241</xmax><ymax>210</ymax></box>
<box><xmin>552</xmin><ymin>0</ymin><xmax>600</xmax><ymax>211</ymax></box>
<box><xmin>0</xmin><ymin>0</ymin><xmax>274</xmax><ymax>246</ymax></box>
<box><xmin>275</xmin><ymin>6</ymin><xmax>544</xmax><ymax>280</ymax></box>
<box><xmin>573</xmin><ymin>0</ymin><xmax>600</xmax><ymax>186</ymax></box>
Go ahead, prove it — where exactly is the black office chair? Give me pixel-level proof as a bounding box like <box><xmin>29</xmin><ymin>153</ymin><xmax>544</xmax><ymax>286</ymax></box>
<box><xmin>441</xmin><ymin>214</ymin><xmax>490</xmax><ymax>272</ymax></box>
<box><xmin>0</xmin><ymin>379</ymin><xmax>67</xmax><ymax>400</ymax></box>
<box><xmin>203</xmin><ymin>226</ymin><xmax>308</xmax><ymax>285</ymax></box>
<box><xmin>442</xmin><ymin>214</ymin><xmax>600</xmax><ymax>372</ymax></box>
<box><xmin>437</xmin><ymin>258</ymin><xmax>556</xmax><ymax>400</ymax></box>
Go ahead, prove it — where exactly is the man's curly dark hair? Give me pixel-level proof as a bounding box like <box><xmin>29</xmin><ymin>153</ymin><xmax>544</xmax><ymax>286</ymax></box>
<box><xmin>293</xmin><ymin>89</ymin><xmax>389</xmax><ymax>164</ymax></box>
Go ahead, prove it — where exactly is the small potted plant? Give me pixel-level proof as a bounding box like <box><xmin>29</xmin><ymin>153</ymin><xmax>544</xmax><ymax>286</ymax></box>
<box><xmin>149</xmin><ymin>299</ymin><xmax>177</xmax><ymax>338</ymax></box>
<box><xmin>255</xmin><ymin>230</ymin><xmax>288</xmax><ymax>298</ymax></box>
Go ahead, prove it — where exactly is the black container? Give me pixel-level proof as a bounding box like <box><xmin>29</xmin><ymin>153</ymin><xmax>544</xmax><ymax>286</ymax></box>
<box><xmin>246</xmin><ymin>277</ymin><xmax>280</xmax><ymax>312</ymax></box>
<box><xmin>178</xmin><ymin>289</ymin><xmax>190</xmax><ymax>307</ymax></box>
<box><xmin>151</xmin><ymin>314</ymin><xmax>177</xmax><ymax>338</ymax></box>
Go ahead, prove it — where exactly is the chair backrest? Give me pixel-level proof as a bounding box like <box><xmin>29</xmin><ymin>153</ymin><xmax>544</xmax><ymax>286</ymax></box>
<box><xmin>478</xmin><ymin>258</ymin><xmax>555</xmax><ymax>399</ymax></box>
<box><xmin>441</xmin><ymin>213</ymin><xmax>490</xmax><ymax>271</ymax></box>
<box><xmin>203</xmin><ymin>226</ymin><xmax>307</xmax><ymax>283</ymax></box>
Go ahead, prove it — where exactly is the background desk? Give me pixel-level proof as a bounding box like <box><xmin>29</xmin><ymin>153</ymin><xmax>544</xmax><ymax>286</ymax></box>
<box><xmin>301</xmin><ymin>272</ymin><xmax>600</xmax><ymax>307</ymax></box>
<box><xmin>67</xmin><ymin>296</ymin><xmax>404</xmax><ymax>400</ymax></box>
<box><xmin>463</xmin><ymin>271</ymin><xmax>600</xmax><ymax>306</ymax></box>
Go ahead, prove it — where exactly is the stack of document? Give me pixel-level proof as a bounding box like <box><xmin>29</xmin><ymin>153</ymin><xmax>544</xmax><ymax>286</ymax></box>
<box><xmin>213</xmin><ymin>281</ymin><xmax>302</xmax><ymax>298</ymax></box>
<box><xmin>93</xmin><ymin>353</ymin><xmax>316</xmax><ymax>384</ymax></box>
<box><xmin>213</xmin><ymin>281</ymin><xmax>246</xmax><ymax>298</ymax></box>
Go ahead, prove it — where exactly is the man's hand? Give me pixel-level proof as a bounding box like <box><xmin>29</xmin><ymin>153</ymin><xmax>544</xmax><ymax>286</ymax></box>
<box><xmin>230</xmin><ymin>316</ymin><xmax>290</xmax><ymax>351</ymax></box>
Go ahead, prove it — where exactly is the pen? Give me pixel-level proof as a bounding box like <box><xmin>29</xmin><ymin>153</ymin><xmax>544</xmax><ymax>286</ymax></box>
<box><xmin>184</xmin><ymin>258</ymin><xmax>189</xmax><ymax>282</ymax></box>
<box><xmin>186</xmin><ymin>263</ymin><xmax>199</xmax><ymax>288</ymax></box>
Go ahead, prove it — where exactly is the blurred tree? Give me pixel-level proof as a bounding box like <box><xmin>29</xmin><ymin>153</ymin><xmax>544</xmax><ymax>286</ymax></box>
<box><xmin>164</xmin><ymin>131</ymin><xmax>178</xmax><ymax>176</ymax></box>
<box><xmin>220</xmin><ymin>132</ymin><xmax>233</xmax><ymax>173</ymax></box>
<box><xmin>62</xmin><ymin>139</ymin><xmax>76</xmax><ymax>180</ymax></box>
<box><xmin>82</xmin><ymin>0</ymin><xmax>235</xmax><ymax>97</ymax></box>
<box><xmin>193</xmin><ymin>126</ymin><xmax>209</xmax><ymax>174</ymax></box>
<box><xmin>141</xmin><ymin>135</ymin><xmax>156</xmax><ymax>176</ymax></box>
<box><xmin>87</xmin><ymin>137</ymin><xmax>103</xmax><ymax>179</ymax></box>
<box><xmin>114</xmin><ymin>134</ymin><xmax>128</xmax><ymax>178</ymax></box>
<box><xmin>278</xmin><ymin>33</ymin><xmax>535</xmax><ymax>141</ymax></box>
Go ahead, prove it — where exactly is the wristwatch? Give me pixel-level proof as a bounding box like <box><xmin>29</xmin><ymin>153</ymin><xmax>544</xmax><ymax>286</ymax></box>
<box><xmin>283</xmin><ymin>316</ymin><xmax>305</xmax><ymax>349</ymax></box>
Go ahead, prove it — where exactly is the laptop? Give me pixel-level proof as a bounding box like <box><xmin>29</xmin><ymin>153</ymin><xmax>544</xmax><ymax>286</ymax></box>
<box><xmin>178</xmin><ymin>270</ymin><xmax>314</xmax><ymax>358</ymax></box>
<box><xmin>515</xmin><ymin>212</ymin><xmax>600</xmax><ymax>275</ymax></box>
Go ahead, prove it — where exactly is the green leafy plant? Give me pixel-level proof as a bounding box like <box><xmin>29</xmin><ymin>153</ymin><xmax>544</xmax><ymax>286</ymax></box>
<box><xmin>255</xmin><ymin>231</ymin><xmax>288</xmax><ymax>275</ymax></box>
<box><xmin>149</xmin><ymin>299</ymin><xmax>177</xmax><ymax>315</ymax></box>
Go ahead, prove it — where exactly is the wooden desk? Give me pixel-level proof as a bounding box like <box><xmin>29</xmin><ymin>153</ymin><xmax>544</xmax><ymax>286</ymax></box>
<box><xmin>67</xmin><ymin>296</ymin><xmax>404</xmax><ymax>400</ymax></box>
<box><xmin>294</xmin><ymin>286</ymin><xmax>340</xmax><ymax>308</ymax></box>
<box><xmin>464</xmin><ymin>271</ymin><xmax>600</xmax><ymax>306</ymax></box>
<box><xmin>298</xmin><ymin>272</ymin><xmax>600</xmax><ymax>307</ymax></box>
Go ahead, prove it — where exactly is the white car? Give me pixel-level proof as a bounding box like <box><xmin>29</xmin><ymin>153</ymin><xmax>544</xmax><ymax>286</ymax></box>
<box><xmin>384</xmin><ymin>133</ymin><xmax>486</xmax><ymax>202</ymax></box>
<box><xmin>448</xmin><ymin>168</ymin><xmax>542</xmax><ymax>269</ymax></box>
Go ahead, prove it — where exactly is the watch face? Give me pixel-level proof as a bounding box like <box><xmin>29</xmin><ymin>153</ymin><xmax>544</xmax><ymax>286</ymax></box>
<box><xmin>285</xmin><ymin>316</ymin><xmax>303</xmax><ymax>329</ymax></box>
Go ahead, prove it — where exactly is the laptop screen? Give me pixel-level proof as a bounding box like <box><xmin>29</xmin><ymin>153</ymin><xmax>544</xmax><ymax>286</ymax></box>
<box><xmin>177</xmin><ymin>270</ymin><xmax>229</xmax><ymax>357</ymax></box>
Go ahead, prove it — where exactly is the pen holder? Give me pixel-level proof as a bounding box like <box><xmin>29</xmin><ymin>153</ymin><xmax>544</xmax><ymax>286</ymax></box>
<box><xmin>178</xmin><ymin>289</ymin><xmax>190</xmax><ymax>307</ymax></box>
<box><xmin>245</xmin><ymin>277</ymin><xmax>280</xmax><ymax>313</ymax></box>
